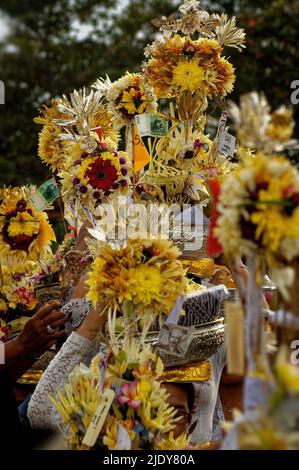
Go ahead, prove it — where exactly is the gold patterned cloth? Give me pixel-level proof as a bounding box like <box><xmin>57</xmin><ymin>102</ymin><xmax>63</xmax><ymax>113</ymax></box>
<box><xmin>160</xmin><ymin>360</ymin><xmax>211</xmax><ymax>383</ymax></box>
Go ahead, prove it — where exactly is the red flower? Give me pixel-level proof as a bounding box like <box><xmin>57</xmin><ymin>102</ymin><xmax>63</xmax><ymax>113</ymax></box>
<box><xmin>85</xmin><ymin>157</ymin><xmax>118</xmax><ymax>191</ymax></box>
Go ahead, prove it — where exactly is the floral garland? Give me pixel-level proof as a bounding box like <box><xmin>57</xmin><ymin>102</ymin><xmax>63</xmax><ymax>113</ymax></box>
<box><xmin>215</xmin><ymin>153</ymin><xmax>299</xmax><ymax>266</ymax></box>
<box><xmin>86</xmin><ymin>238</ymin><xmax>187</xmax><ymax>322</ymax></box>
<box><xmin>0</xmin><ymin>187</ymin><xmax>56</xmax><ymax>262</ymax></box>
<box><xmin>94</xmin><ymin>73</ymin><xmax>157</xmax><ymax>129</ymax></box>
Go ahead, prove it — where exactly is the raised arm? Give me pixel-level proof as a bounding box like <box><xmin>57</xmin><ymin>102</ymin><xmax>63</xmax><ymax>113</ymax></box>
<box><xmin>28</xmin><ymin>280</ymin><xmax>107</xmax><ymax>430</ymax></box>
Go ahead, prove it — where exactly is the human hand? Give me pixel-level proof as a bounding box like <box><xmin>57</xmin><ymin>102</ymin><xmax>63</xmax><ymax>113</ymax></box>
<box><xmin>15</xmin><ymin>300</ymin><xmax>67</xmax><ymax>357</ymax></box>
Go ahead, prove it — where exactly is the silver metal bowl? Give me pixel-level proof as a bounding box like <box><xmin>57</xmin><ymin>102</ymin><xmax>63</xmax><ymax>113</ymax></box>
<box><xmin>135</xmin><ymin>317</ymin><xmax>225</xmax><ymax>368</ymax></box>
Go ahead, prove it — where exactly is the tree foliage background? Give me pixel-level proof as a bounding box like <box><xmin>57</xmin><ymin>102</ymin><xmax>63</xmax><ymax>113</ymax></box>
<box><xmin>0</xmin><ymin>0</ymin><xmax>298</xmax><ymax>185</ymax></box>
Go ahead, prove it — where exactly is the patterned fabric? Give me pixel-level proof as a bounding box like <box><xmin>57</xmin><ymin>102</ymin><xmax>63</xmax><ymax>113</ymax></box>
<box><xmin>152</xmin><ymin>285</ymin><xmax>228</xmax><ymax>330</ymax></box>
<box><xmin>62</xmin><ymin>298</ymin><xmax>92</xmax><ymax>336</ymax></box>
<box><xmin>181</xmin><ymin>286</ymin><xmax>228</xmax><ymax>326</ymax></box>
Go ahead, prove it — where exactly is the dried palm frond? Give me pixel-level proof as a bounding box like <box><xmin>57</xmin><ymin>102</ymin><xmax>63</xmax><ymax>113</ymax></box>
<box><xmin>214</xmin><ymin>14</ymin><xmax>246</xmax><ymax>51</ymax></box>
<box><xmin>93</xmin><ymin>75</ymin><xmax>113</xmax><ymax>97</ymax></box>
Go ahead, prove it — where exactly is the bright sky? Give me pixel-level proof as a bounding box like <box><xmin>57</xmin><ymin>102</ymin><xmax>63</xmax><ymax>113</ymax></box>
<box><xmin>0</xmin><ymin>14</ymin><xmax>9</xmax><ymax>40</ymax></box>
<box><xmin>0</xmin><ymin>1</ymin><xmax>130</xmax><ymax>41</ymax></box>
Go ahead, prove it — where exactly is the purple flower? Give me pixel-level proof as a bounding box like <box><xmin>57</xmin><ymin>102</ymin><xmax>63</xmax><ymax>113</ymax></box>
<box><xmin>79</xmin><ymin>185</ymin><xmax>88</xmax><ymax>194</ymax></box>
<box><xmin>93</xmin><ymin>191</ymin><xmax>101</xmax><ymax>200</ymax></box>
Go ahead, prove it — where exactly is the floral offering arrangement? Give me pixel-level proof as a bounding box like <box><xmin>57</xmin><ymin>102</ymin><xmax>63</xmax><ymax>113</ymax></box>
<box><xmin>54</xmin><ymin>90</ymin><xmax>131</xmax><ymax>214</ymax></box>
<box><xmin>0</xmin><ymin>263</ymin><xmax>35</xmax><ymax>339</ymax></box>
<box><xmin>0</xmin><ymin>262</ymin><xmax>37</xmax><ymax>313</ymax></box>
<box><xmin>94</xmin><ymin>72</ymin><xmax>157</xmax><ymax>130</ymax></box>
<box><xmin>143</xmin><ymin>0</ymin><xmax>245</xmax><ymax>109</ymax></box>
<box><xmin>86</xmin><ymin>238</ymin><xmax>186</xmax><ymax>325</ymax></box>
<box><xmin>6</xmin><ymin>0</ymin><xmax>299</xmax><ymax>453</ymax></box>
<box><xmin>0</xmin><ymin>250</ymin><xmax>60</xmax><ymax>338</ymax></box>
<box><xmin>133</xmin><ymin>0</ymin><xmax>245</xmax><ymax>206</ymax></box>
<box><xmin>229</xmin><ymin>92</ymin><xmax>299</xmax><ymax>155</ymax></box>
<box><xmin>35</xmin><ymin>93</ymin><xmax>119</xmax><ymax>172</ymax></box>
<box><xmin>51</xmin><ymin>338</ymin><xmax>189</xmax><ymax>450</ymax></box>
<box><xmin>0</xmin><ymin>187</ymin><xmax>59</xmax><ymax>338</ymax></box>
<box><xmin>35</xmin><ymin>89</ymin><xmax>130</xmax><ymax>218</ymax></box>
<box><xmin>0</xmin><ymin>186</ymin><xmax>56</xmax><ymax>262</ymax></box>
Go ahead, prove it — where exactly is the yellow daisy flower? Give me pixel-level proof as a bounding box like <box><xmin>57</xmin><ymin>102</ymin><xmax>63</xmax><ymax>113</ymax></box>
<box><xmin>8</xmin><ymin>211</ymin><xmax>39</xmax><ymax>238</ymax></box>
<box><xmin>118</xmin><ymin>88</ymin><xmax>147</xmax><ymax>115</ymax></box>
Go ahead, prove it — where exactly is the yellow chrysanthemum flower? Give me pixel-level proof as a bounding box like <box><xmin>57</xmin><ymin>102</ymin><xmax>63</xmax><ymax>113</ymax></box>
<box><xmin>128</xmin><ymin>265</ymin><xmax>162</xmax><ymax>306</ymax></box>
<box><xmin>101</xmin><ymin>72</ymin><xmax>157</xmax><ymax>129</ymax></box>
<box><xmin>86</xmin><ymin>238</ymin><xmax>186</xmax><ymax>322</ymax></box>
<box><xmin>172</xmin><ymin>60</ymin><xmax>206</xmax><ymax>92</ymax></box>
<box><xmin>251</xmin><ymin>210</ymin><xmax>288</xmax><ymax>253</ymax></box>
<box><xmin>144</xmin><ymin>35</ymin><xmax>235</xmax><ymax>99</ymax></box>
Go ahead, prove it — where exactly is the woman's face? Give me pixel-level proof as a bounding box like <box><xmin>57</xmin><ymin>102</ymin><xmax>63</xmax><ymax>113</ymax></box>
<box><xmin>163</xmin><ymin>382</ymin><xmax>191</xmax><ymax>438</ymax></box>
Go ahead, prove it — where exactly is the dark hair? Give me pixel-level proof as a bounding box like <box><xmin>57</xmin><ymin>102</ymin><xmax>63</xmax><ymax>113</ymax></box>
<box><xmin>178</xmin><ymin>382</ymin><xmax>195</xmax><ymax>414</ymax></box>
<box><xmin>163</xmin><ymin>382</ymin><xmax>195</xmax><ymax>414</ymax></box>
